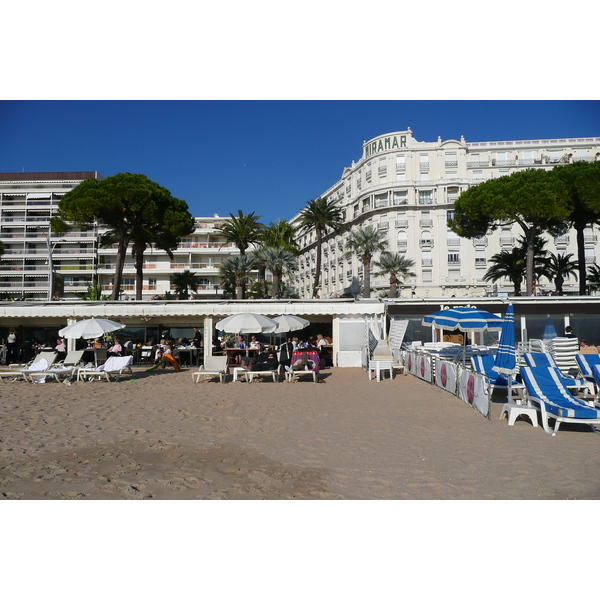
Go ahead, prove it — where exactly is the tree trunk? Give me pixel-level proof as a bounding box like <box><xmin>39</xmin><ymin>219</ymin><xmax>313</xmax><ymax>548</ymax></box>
<box><xmin>112</xmin><ymin>233</ymin><xmax>129</xmax><ymax>301</ymax></box>
<box><xmin>272</xmin><ymin>272</ymin><xmax>280</xmax><ymax>299</ymax></box>
<box><xmin>236</xmin><ymin>277</ymin><xmax>244</xmax><ymax>300</ymax></box>
<box><xmin>259</xmin><ymin>267</ymin><xmax>267</xmax><ymax>298</ymax></box>
<box><xmin>555</xmin><ymin>274</ymin><xmax>564</xmax><ymax>295</ymax></box>
<box><xmin>389</xmin><ymin>276</ymin><xmax>398</xmax><ymax>298</ymax></box>
<box><xmin>524</xmin><ymin>230</ymin><xmax>536</xmax><ymax>296</ymax></box>
<box><xmin>133</xmin><ymin>241</ymin><xmax>145</xmax><ymax>300</ymax></box>
<box><xmin>575</xmin><ymin>225</ymin><xmax>587</xmax><ymax>295</ymax></box>
<box><xmin>312</xmin><ymin>230</ymin><xmax>322</xmax><ymax>298</ymax></box>
<box><xmin>362</xmin><ymin>257</ymin><xmax>371</xmax><ymax>298</ymax></box>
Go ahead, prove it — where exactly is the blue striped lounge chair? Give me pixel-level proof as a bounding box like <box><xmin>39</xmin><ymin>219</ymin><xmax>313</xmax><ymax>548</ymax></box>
<box><xmin>520</xmin><ymin>366</ymin><xmax>600</xmax><ymax>435</ymax></box>
<box><xmin>523</xmin><ymin>352</ymin><xmax>592</xmax><ymax>396</ymax></box>
<box><xmin>575</xmin><ymin>354</ymin><xmax>600</xmax><ymax>394</ymax></box>
<box><xmin>470</xmin><ymin>354</ymin><xmax>520</xmax><ymax>391</ymax></box>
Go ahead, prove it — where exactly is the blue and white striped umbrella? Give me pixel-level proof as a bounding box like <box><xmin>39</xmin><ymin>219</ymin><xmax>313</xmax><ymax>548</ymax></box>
<box><xmin>493</xmin><ymin>304</ymin><xmax>516</xmax><ymax>376</ymax></box>
<box><xmin>422</xmin><ymin>306</ymin><xmax>505</xmax><ymax>332</ymax></box>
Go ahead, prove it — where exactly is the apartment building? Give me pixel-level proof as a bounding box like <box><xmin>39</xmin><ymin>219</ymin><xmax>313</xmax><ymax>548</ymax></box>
<box><xmin>0</xmin><ymin>172</ymin><xmax>101</xmax><ymax>300</ymax></box>
<box><xmin>0</xmin><ymin>172</ymin><xmax>240</xmax><ymax>300</ymax></box>
<box><xmin>96</xmin><ymin>215</ymin><xmax>238</xmax><ymax>299</ymax></box>
<box><xmin>290</xmin><ymin>129</ymin><xmax>600</xmax><ymax>298</ymax></box>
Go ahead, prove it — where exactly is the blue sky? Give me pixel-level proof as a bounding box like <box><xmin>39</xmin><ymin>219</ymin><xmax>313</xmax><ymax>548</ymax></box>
<box><xmin>1</xmin><ymin>100</ymin><xmax>599</xmax><ymax>225</ymax></box>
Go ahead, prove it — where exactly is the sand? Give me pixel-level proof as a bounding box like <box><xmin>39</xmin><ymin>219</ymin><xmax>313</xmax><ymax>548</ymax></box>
<box><xmin>1</xmin><ymin>365</ymin><xmax>600</xmax><ymax>500</ymax></box>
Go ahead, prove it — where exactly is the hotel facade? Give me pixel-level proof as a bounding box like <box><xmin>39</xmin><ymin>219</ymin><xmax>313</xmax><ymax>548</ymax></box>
<box><xmin>289</xmin><ymin>129</ymin><xmax>600</xmax><ymax>299</ymax></box>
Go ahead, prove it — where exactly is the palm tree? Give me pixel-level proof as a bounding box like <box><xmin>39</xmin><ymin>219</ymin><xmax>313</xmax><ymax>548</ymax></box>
<box><xmin>545</xmin><ymin>252</ymin><xmax>579</xmax><ymax>295</ymax></box>
<box><xmin>219</xmin><ymin>210</ymin><xmax>264</xmax><ymax>255</ymax></box>
<box><xmin>484</xmin><ymin>237</ymin><xmax>550</xmax><ymax>295</ymax></box>
<box><xmin>586</xmin><ymin>264</ymin><xmax>600</xmax><ymax>295</ymax></box>
<box><xmin>262</xmin><ymin>246</ymin><xmax>297</xmax><ymax>298</ymax></box>
<box><xmin>373</xmin><ymin>252</ymin><xmax>416</xmax><ymax>298</ymax></box>
<box><xmin>250</xmin><ymin>246</ymin><xmax>270</xmax><ymax>298</ymax></box>
<box><xmin>296</xmin><ymin>197</ymin><xmax>345</xmax><ymax>298</ymax></box>
<box><xmin>219</xmin><ymin>210</ymin><xmax>264</xmax><ymax>299</ymax></box>
<box><xmin>219</xmin><ymin>254</ymin><xmax>256</xmax><ymax>299</ymax></box>
<box><xmin>344</xmin><ymin>225</ymin><xmax>389</xmax><ymax>298</ymax></box>
<box><xmin>261</xmin><ymin>220</ymin><xmax>299</xmax><ymax>255</ymax></box>
<box><xmin>483</xmin><ymin>248</ymin><xmax>526</xmax><ymax>295</ymax></box>
<box><xmin>171</xmin><ymin>270</ymin><xmax>201</xmax><ymax>299</ymax></box>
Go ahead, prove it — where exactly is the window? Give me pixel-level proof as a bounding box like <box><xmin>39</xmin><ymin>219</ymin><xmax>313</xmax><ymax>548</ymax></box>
<box><xmin>422</xmin><ymin>270</ymin><xmax>433</xmax><ymax>282</ymax></box>
<box><xmin>448</xmin><ymin>253</ymin><xmax>460</xmax><ymax>264</ymax></box>
<box><xmin>420</xmin><ymin>154</ymin><xmax>429</xmax><ymax>170</ymax></box>
<box><xmin>445</xmin><ymin>152</ymin><xmax>457</xmax><ymax>167</ymax></box>
<box><xmin>473</xmin><ymin>170</ymin><xmax>484</xmax><ymax>179</ymax></box>
<box><xmin>418</xmin><ymin>190</ymin><xmax>433</xmax><ymax>205</ymax></box>
<box><xmin>393</xmin><ymin>190</ymin><xmax>407</xmax><ymax>205</ymax></box>
<box><xmin>396</xmin><ymin>155</ymin><xmax>406</xmax><ymax>170</ymax></box>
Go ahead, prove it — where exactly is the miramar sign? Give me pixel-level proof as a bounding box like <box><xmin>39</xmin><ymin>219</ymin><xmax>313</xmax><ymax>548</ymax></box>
<box><xmin>363</xmin><ymin>134</ymin><xmax>408</xmax><ymax>158</ymax></box>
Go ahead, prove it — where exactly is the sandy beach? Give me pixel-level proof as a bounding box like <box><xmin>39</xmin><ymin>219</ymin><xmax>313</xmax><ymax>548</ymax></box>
<box><xmin>1</xmin><ymin>365</ymin><xmax>600</xmax><ymax>500</ymax></box>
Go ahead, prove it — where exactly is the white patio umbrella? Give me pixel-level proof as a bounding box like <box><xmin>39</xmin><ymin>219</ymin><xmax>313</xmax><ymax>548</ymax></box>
<box><xmin>58</xmin><ymin>317</ymin><xmax>125</xmax><ymax>339</ymax></box>
<box><xmin>273</xmin><ymin>315</ymin><xmax>310</xmax><ymax>333</ymax></box>
<box><xmin>215</xmin><ymin>313</ymin><xmax>278</xmax><ymax>334</ymax></box>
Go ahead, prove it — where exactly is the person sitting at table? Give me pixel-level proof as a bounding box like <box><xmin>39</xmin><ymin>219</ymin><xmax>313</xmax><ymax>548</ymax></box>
<box><xmin>236</xmin><ymin>335</ymin><xmax>245</xmax><ymax>349</ymax></box>
<box><xmin>249</xmin><ymin>335</ymin><xmax>262</xmax><ymax>350</ymax></box>
<box><xmin>316</xmin><ymin>334</ymin><xmax>328</xmax><ymax>349</ymax></box>
<box><xmin>107</xmin><ymin>338</ymin><xmax>122</xmax><ymax>357</ymax></box>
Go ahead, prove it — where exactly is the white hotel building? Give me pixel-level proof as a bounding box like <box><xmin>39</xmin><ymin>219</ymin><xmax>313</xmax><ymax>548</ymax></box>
<box><xmin>290</xmin><ymin>129</ymin><xmax>600</xmax><ymax>299</ymax></box>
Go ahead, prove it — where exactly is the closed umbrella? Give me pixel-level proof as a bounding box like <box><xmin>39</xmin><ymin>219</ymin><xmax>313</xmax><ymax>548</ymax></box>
<box><xmin>492</xmin><ymin>304</ymin><xmax>517</xmax><ymax>401</ymax></box>
<box><xmin>493</xmin><ymin>304</ymin><xmax>516</xmax><ymax>376</ymax></box>
<box><xmin>273</xmin><ymin>315</ymin><xmax>310</xmax><ymax>333</ymax></box>
<box><xmin>58</xmin><ymin>318</ymin><xmax>125</xmax><ymax>339</ymax></box>
<box><xmin>542</xmin><ymin>315</ymin><xmax>558</xmax><ymax>341</ymax></box>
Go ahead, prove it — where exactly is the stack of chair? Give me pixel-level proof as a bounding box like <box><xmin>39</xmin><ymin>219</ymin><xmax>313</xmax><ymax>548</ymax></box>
<box><xmin>547</xmin><ymin>337</ymin><xmax>580</xmax><ymax>377</ymax></box>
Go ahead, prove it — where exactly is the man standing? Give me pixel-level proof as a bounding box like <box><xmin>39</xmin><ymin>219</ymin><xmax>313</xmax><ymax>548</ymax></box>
<box><xmin>191</xmin><ymin>327</ymin><xmax>203</xmax><ymax>348</ymax></box>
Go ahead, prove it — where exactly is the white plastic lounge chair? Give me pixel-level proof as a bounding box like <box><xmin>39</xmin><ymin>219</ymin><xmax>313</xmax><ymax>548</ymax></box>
<box><xmin>192</xmin><ymin>356</ymin><xmax>228</xmax><ymax>383</ymax></box>
<box><xmin>521</xmin><ymin>366</ymin><xmax>600</xmax><ymax>436</ymax></box>
<box><xmin>245</xmin><ymin>363</ymin><xmax>283</xmax><ymax>383</ymax></box>
<box><xmin>76</xmin><ymin>355</ymin><xmax>134</xmax><ymax>382</ymax></box>
<box><xmin>523</xmin><ymin>352</ymin><xmax>592</xmax><ymax>396</ymax></box>
<box><xmin>1</xmin><ymin>352</ymin><xmax>58</xmax><ymax>383</ymax></box>
<box><xmin>60</xmin><ymin>349</ymin><xmax>86</xmax><ymax>367</ymax></box>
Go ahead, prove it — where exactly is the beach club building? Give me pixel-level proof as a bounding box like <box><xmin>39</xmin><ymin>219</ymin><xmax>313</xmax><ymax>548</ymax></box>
<box><xmin>289</xmin><ymin>129</ymin><xmax>600</xmax><ymax>299</ymax></box>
